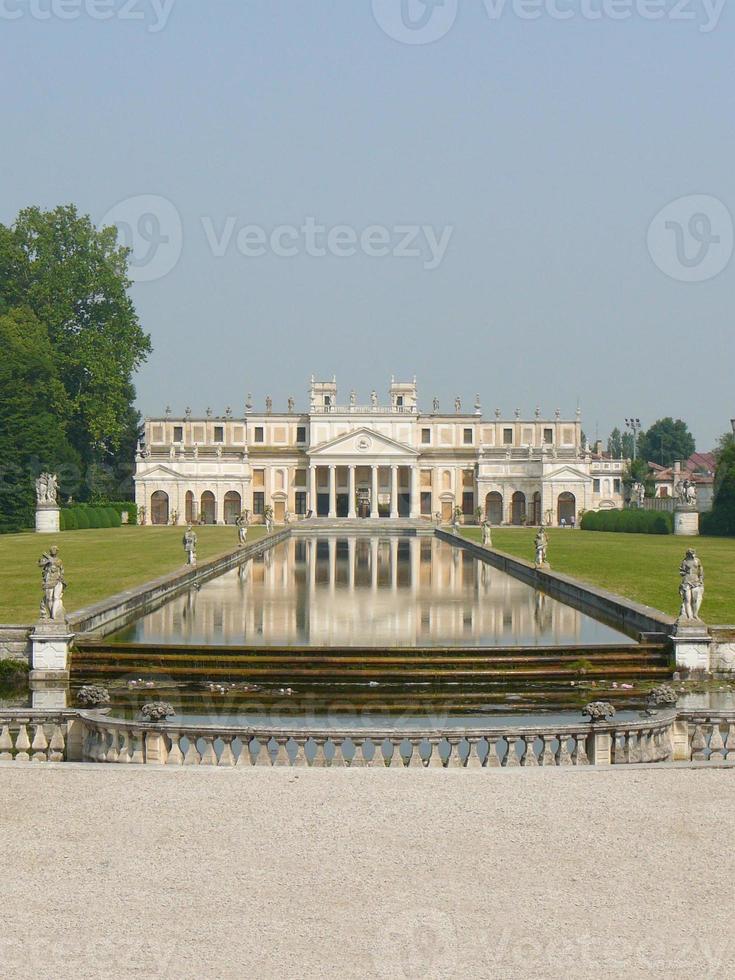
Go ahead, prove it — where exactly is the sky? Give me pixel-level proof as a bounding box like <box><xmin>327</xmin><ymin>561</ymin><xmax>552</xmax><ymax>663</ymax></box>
<box><xmin>2</xmin><ymin>0</ymin><xmax>733</xmax><ymax>449</ymax></box>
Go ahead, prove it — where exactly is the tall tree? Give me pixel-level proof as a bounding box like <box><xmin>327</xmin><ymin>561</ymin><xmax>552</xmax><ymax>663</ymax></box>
<box><xmin>0</xmin><ymin>205</ymin><xmax>151</xmax><ymax>476</ymax></box>
<box><xmin>607</xmin><ymin>427</ymin><xmax>623</xmax><ymax>458</ymax></box>
<box><xmin>0</xmin><ymin>308</ymin><xmax>79</xmax><ymax>531</ymax></box>
<box><xmin>621</xmin><ymin>431</ymin><xmax>635</xmax><ymax>459</ymax></box>
<box><xmin>704</xmin><ymin>444</ymin><xmax>735</xmax><ymax>536</ymax></box>
<box><xmin>638</xmin><ymin>418</ymin><xmax>695</xmax><ymax>469</ymax></box>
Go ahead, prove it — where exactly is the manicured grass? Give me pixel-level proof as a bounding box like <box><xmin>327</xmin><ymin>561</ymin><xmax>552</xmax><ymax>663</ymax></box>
<box><xmin>0</xmin><ymin>526</ymin><xmax>266</xmax><ymax>624</ymax></box>
<box><xmin>461</xmin><ymin>527</ymin><xmax>735</xmax><ymax>624</ymax></box>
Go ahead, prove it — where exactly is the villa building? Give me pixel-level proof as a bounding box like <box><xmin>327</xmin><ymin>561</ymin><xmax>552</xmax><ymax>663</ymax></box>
<box><xmin>134</xmin><ymin>377</ymin><xmax>626</xmax><ymax>526</ymax></box>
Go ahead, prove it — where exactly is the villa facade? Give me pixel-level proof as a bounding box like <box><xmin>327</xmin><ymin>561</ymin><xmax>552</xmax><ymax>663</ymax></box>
<box><xmin>134</xmin><ymin>377</ymin><xmax>626</xmax><ymax>526</ymax></box>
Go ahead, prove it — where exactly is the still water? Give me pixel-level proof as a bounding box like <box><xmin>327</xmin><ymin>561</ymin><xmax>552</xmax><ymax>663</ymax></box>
<box><xmin>112</xmin><ymin>534</ymin><xmax>634</xmax><ymax>648</ymax></box>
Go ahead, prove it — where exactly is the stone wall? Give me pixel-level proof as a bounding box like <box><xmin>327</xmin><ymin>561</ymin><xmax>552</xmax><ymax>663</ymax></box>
<box><xmin>0</xmin><ymin>626</ymin><xmax>32</xmax><ymax>663</ymax></box>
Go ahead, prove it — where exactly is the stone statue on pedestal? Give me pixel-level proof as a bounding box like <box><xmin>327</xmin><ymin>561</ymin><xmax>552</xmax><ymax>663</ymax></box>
<box><xmin>38</xmin><ymin>547</ymin><xmax>66</xmax><ymax>622</ymax></box>
<box><xmin>350</xmin><ymin>390</ymin><xmax>356</xmax><ymax>407</ymax></box>
<box><xmin>481</xmin><ymin>520</ymin><xmax>492</xmax><ymax>547</ymax></box>
<box><xmin>534</xmin><ymin>528</ymin><xmax>549</xmax><ymax>567</ymax></box>
<box><xmin>454</xmin><ymin>397</ymin><xmax>461</xmax><ymax>414</ymax></box>
<box><xmin>183</xmin><ymin>526</ymin><xmax>197</xmax><ymax>566</ymax></box>
<box><xmin>433</xmin><ymin>397</ymin><xmax>439</xmax><ymax>413</ymax></box>
<box><xmin>35</xmin><ymin>473</ymin><xmax>59</xmax><ymax>506</ymax></box>
<box><xmin>235</xmin><ymin>513</ymin><xmax>249</xmax><ymax>546</ymax></box>
<box><xmin>265</xmin><ymin>396</ymin><xmax>273</xmax><ymax>414</ymax></box>
<box><xmin>371</xmin><ymin>390</ymin><xmax>378</xmax><ymax>408</ymax></box>
<box><xmin>678</xmin><ymin>549</ymin><xmax>704</xmax><ymax>621</ymax></box>
<box><xmin>288</xmin><ymin>396</ymin><xmax>295</xmax><ymax>414</ymax></box>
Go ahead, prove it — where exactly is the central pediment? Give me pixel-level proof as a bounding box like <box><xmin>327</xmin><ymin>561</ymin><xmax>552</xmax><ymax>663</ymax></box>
<box><xmin>309</xmin><ymin>427</ymin><xmax>419</xmax><ymax>459</ymax></box>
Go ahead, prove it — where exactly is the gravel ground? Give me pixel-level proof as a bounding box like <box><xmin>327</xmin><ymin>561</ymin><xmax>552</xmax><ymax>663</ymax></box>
<box><xmin>1</xmin><ymin>764</ymin><xmax>733</xmax><ymax>980</ymax></box>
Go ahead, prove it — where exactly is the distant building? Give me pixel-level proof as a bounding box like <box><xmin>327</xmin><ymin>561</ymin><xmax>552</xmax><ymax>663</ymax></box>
<box><xmin>134</xmin><ymin>377</ymin><xmax>626</xmax><ymax>526</ymax></box>
<box><xmin>649</xmin><ymin>453</ymin><xmax>716</xmax><ymax>512</ymax></box>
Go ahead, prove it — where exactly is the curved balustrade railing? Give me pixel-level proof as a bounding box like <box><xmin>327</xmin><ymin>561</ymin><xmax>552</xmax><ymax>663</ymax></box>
<box><xmin>75</xmin><ymin>712</ymin><xmax>675</xmax><ymax>769</ymax></box>
<box><xmin>3</xmin><ymin>708</ymin><xmax>733</xmax><ymax>768</ymax></box>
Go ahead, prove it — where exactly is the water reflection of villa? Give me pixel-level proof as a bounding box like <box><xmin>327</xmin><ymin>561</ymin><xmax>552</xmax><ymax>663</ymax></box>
<box><xmin>120</xmin><ymin>536</ymin><xmax>630</xmax><ymax>649</ymax></box>
<box><xmin>135</xmin><ymin>377</ymin><xmax>626</xmax><ymax>527</ymax></box>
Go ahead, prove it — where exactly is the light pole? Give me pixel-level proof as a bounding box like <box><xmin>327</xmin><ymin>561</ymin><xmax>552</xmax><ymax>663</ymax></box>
<box><xmin>625</xmin><ymin>418</ymin><xmax>641</xmax><ymax>461</ymax></box>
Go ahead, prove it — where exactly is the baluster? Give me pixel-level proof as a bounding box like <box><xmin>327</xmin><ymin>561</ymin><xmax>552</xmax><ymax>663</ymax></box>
<box><xmin>0</xmin><ymin>725</ymin><xmax>13</xmax><ymax>761</ymax></box>
<box><xmin>130</xmin><ymin>730</ymin><xmax>145</xmax><ymax>764</ymax></box>
<box><xmin>292</xmin><ymin>737</ymin><xmax>308</xmax><ymax>768</ymax></box>
<box><xmin>97</xmin><ymin>727</ymin><xmax>112</xmax><ymax>764</ymax></box>
<box><xmin>117</xmin><ymin>728</ymin><xmax>131</xmax><ymax>763</ymax></box>
<box><xmin>273</xmin><ymin>737</ymin><xmax>290</xmax><ymax>767</ymax></box>
<box><xmin>167</xmin><ymin>732</ymin><xmax>185</xmax><ymax>765</ymax></box>
<box><xmin>105</xmin><ymin>728</ymin><xmax>120</xmax><ymax>764</ymax></box>
<box><xmin>485</xmin><ymin>737</ymin><xmax>502</xmax><ymax>768</ymax></box>
<box><xmin>183</xmin><ymin>736</ymin><xmax>202</xmax><ymax>766</ymax></box>
<box><xmin>31</xmin><ymin>724</ymin><xmax>49</xmax><ymax>762</ymax></box>
<box><xmin>466</xmin><ymin>737</ymin><xmax>484</xmax><ymax>768</ymax></box>
<box><xmin>368</xmin><ymin>740</ymin><xmax>385</xmax><ymax>768</ymax></box>
<box><xmin>253</xmin><ymin>737</ymin><xmax>271</xmax><ymax>766</ymax></box>
<box><xmin>330</xmin><ymin>738</ymin><xmax>347</xmax><ymax>767</ymax></box>
<box><xmin>573</xmin><ymin>733</ymin><xmax>590</xmax><ymax>766</ymax></box>
<box><xmin>708</xmin><ymin>723</ymin><xmax>725</xmax><ymax>761</ymax></box>
<box><xmin>410</xmin><ymin>738</ymin><xmax>424</xmax><ymax>768</ymax></box>
<box><xmin>449</xmin><ymin>737</ymin><xmax>466</xmax><ymax>768</ymax></box>
<box><xmin>350</xmin><ymin>738</ymin><xmax>366</xmax><ymax>768</ymax></box>
<box><xmin>639</xmin><ymin>730</ymin><xmax>653</xmax><ymax>763</ymax></box>
<box><xmin>539</xmin><ymin>734</ymin><xmax>555</xmax><ymax>767</ymax></box>
<box><xmin>49</xmin><ymin>724</ymin><xmax>66</xmax><ymax>763</ymax></box>
<box><xmin>690</xmin><ymin>724</ymin><xmax>706</xmax><ymax>762</ymax></box>
<box><xmin>14</xmin><ymin>724</ymin><xmax>31</xmax><ymax>762</ymax></box>
<box><xmin>219</xmin><ymin>736</ymin><xmax>236</xmax><ymax>766</ymax></box>
<box><xmin>388</xmin><ymin>739</ymin><xmax>404</xmax><ymax>768</ymax></box>
<box><xmin>725</xmin><ymin>724</ymin><xmax>735</xmax><ymax>762</ymax></box>
<box><xmin>310</xmin><ymin>737</ymin><xmax>327</xmax><ymax>767</ymax></box>
<box><xmin>521</xmin><ymin>735</ymin><xmax>538</xmax><ymax>766</ymax></box>
<box><xmin>427</xmin><ymin>737</ymin><xmax>445</xmax><ymax>768</ymax></box>
<box><xmin>613</xmin><ymin>731</ymin><xmax>630</xmax><ymax>765</ymax></box>
<box><xmin>557</xmin><ymin>734</ymin><xmax>573</xmax><ymax>766</ymax></box>
<box><xmin>505</xmin><ymin>735</ymin><xmax>521</xmax><ymax>767</ymax></box>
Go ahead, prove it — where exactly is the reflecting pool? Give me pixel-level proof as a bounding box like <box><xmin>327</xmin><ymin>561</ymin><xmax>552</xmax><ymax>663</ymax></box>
<box><xmin>112</xmin><ymin>534</ymin><xmax>635</xmax><ymax>647</ymax></box>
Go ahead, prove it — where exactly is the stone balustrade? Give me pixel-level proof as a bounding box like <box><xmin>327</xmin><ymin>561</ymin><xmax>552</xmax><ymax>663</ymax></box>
<box><xmin>5</xmin><ymin>708</ymin><xmax>732</xmax><ymax>768</ymax></box>
<box><xmin>0</xmin><ymin>712</ymin><xmax>77</xmax><ymax>763</ymax></box>
<box><xmin>75</xmin><ymin>712</ymin><xmax>675</xmax><ymax>768</ymax></box>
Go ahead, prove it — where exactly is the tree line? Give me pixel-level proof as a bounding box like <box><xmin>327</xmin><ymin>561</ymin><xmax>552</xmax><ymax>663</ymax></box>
<box><xmin>0</xmin><ymin>205</ymin><xmax>151</xmax><ymax>532</ymax></box>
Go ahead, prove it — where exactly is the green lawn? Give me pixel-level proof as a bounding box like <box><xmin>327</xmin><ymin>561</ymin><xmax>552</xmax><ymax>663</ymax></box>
<box><xmin>461</xmin><ymin>527</ymin><xmax>735</xmax><ymax>624</ymax></box>
<box><xmin>0</xmin><ymin>526</ymin><xmax>266</xmax><ymax>624</ymax></box>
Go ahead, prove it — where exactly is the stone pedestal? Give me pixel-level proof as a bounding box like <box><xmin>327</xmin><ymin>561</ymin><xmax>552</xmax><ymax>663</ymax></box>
<box><xmin>674</xmin><ymin>505</ymin><xmax>699</xmax><ymax>536</ymax></box>
<box><xmin>29</xmin><ymin>622</ymin><xmax>74</xmax><ymax>680</ymax></box>
<box><xmin>35</xmin><ymin>504</ymin><xmax>60</xmax><ymax>534</ymax></box>
<box><xmin>30</xmin><ymin>678</ymin><xmax>69</xmax><ymax>710</ymax></box>
<box><xmin>670</xmin><ymin>621</ymin><xmax>711</xmax><ymax>672</ymax></box>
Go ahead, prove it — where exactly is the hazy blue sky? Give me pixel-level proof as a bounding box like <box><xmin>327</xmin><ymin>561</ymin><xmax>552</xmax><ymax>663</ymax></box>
<box><xmin>2</xmin><ymin>1</ymin><xmax>733</xmax><ymax>448</ymax></box>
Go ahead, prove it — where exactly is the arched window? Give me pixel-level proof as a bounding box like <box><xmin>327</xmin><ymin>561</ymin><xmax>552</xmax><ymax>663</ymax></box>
<box><xmin>200</xmin><ymin>491</ymin><xmax>216</xmax><ymax>525</ymax></box>
<box><xmin>224</xmin><ymin>491</ymin><xmax>242</xmax><ymax>525</ymax></box>
<box><xmin>511</xmin><ymin>491</ymin><xmax>526</xmax><ymax>525</ymax></box>
<box><xmin>485</xmin><ymin>492</ymin><xmax>503</xmax><ymax>524</ymax></box>
<box><xmin>557</xmin><ymin>492</ymin><xmax>576</xmax><ymax>525</ymax></box>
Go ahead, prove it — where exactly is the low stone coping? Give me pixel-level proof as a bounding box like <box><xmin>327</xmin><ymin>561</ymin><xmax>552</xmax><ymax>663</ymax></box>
<box><xmin>70</xmin><ymin>528</ymin><xmax>290</xmax><ymax>637</ymax></box>
<box><xmin>441</xmin><ymin>530</ymin><xmax>675</xmax><ymax>639</ymax></box>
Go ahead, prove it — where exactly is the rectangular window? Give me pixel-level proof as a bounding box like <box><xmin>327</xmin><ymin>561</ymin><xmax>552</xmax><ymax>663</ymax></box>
<box><xmin>614</xmin><ymin>479</ymin><xmax>621</xmax><ymax>493</ymax></box>
<box><xmin>593</xmin><ymin>479</ymin><xmax>601</xmax><ymax>493</ymax></box>
<box><xmin>544</xmin><ymin>428</ymin><xmax>553</xmax><ymax>444</ymax></box>
<box><xmin>420</xmin><ymin>491</ymin><xmax>432</xmax><ymax>516</ymax></box>
<box><xmin>503</xmin><ymin>428</ymin><xmax>513</xmax><ymax>445</ymax></box>
<box><xmin>421</xmin><ymin>428</ymin><xmax>431</xmax><ymax>444</ymax></box>
<box><xmin>420</xmin><ymin>469</ymin><xmax>432</xmax><ymax>488</ymax></box>
<box><xmin>295</xmin><ymin>468</ymin><xmax>307</xmax><ymax>488</ymax></box>
<box><xmin>254</xmin><ymin>426</ymin><xmax>264</xmax><ymax>443</ymax></box>
<box><xmin>295</xmin><ymin>491</ymin><xmax>307</xmax><ymax>515</ymax></box>
<box><xmin>253</xmin><ymin>469</ymin><xmax>265</xmax><ymax>488</ymax></box>
<box><xmin>296</xmin><ymin>426</ymin><xmax>306</xmax><ymax>443</ymax></box>
<box><xmin>173</xmin><ymin>426</ymin><xmax>183</xmax><ymax>442</ymax></box>
<box><xmin>462</xmin><ymin>491</ymin><xmax>474</xmax><ymax>516</ymax></box>
<box><xmin>463</xmin><ymin>428</ymin><xmax>473</xmax><ymax>445</ymax></box>
<box><xmin>214</xmin><ymin>426</ymin><xmax>224</xmax><ymax>443</ymax></box>
<box><xmin>396</xmin><ymin>395</ymin><xmax>404</xmax><ymax>407</ymax></box>
<box><xmin>253</xmin><ymin>492</ymin><xmax>265</xmax><ymax>515</ymax></box>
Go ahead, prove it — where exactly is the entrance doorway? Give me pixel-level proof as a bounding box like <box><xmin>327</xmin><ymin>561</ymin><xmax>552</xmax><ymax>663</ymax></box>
<box><xmin>511</xmin><ymin>491</ymin><xmax>527</xmax><ymax>525</ymax></box>
<box><xmin>557</xmin><ymin>492</ymin><xmax>576</xmax><ymax>525</ymax></box>
<box><xmin>485</xmin><ymin>492</ymin><xmax>503</xmax><ymax>524</ymax></box>
<box><xmin>200</xmin><ymin>491</ymin><xmax>216</xmax><ymax>524</ymax></box>
<box><xmin>151</xmin><ymin>491</ymin><xmax>169</xmax><ymax>525</ymax></box>
<box><xmin>224</xmin><ymin>491</ymin><xmax>241</xmax><ymax>524</ymax></box>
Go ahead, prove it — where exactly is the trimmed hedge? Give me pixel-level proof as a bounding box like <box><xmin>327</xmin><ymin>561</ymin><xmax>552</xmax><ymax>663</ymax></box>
<box><xmin>60</xmin><ymin>505</ymin><xmax>122</xmax><ymax>531</ymax></box>
<box><xmin>581</xmin><ymin>508</ymin><xmax>672</xmax><ymax>535</ymax></box>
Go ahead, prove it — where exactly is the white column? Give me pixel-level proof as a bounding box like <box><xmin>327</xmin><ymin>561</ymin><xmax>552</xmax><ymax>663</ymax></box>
<box><xmin>409</xmin><ymin>466</ymin><xmax>419</xmax><ymax>519</ymax></box>
<box><xmin>348</xmin><ymin>465</ymin><xmax>356</xmax><ymax>518</ymax></box>
<box><xmin>348</xmin><ymin>536</ymin><xmax>355</xmax><ymax>589</ymax></box>
<box><xmin>309</xmin><ymin>465</ymin><xmax>317</xmax><ymax>515</ymax></box>
<box><xmin>390</xmin><ymin>465</ymin><xmax>399</xmax><ymax>519</ymax></box>
<box><xmin>370</xmin><ymin>466</ymin><xmax>379</xmax><ymax>518</ymax></box>
<box><xmin>328</xmin><ymin>465</ymin><xmax>337</xmax><ymax>518</ymax></box>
